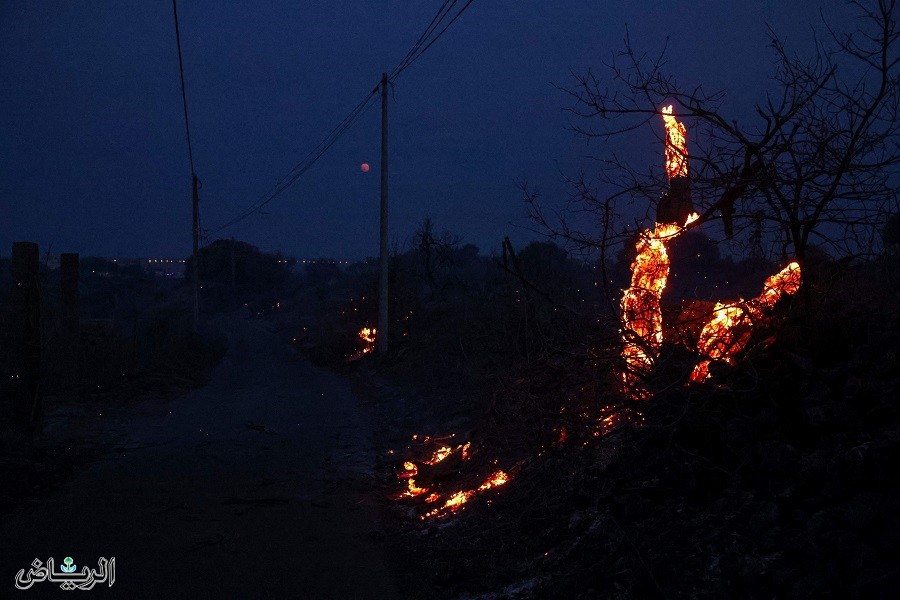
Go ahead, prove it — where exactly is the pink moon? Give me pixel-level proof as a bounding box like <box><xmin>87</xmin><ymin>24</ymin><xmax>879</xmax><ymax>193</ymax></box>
<box><xmin>360</xmin><ymin>162</ymin><xmax>370</xmax><ymax>173</ymax></box>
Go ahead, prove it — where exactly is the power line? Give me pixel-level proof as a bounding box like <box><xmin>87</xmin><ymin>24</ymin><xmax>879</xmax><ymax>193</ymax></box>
<box><xmin>390</xmin><ymin>0</ymin><xmax>457</xmax><ymax>80</ymax></box>
<box><xmin>391</xmin><ymin>0</ymin><xmax>476</xmax><ymax>81</ymax></box>
<box><xmin>261</xmin><ymin>90</ymin><xmax>377</xmax><ymax>205</ymax></box>
<box><xmin>171</xmin><ymin>0</ymin><xmax>202</xmax><ymax>326</ymax></box>
<box><xmin>209</xmin><ymin>0</ymin><xmax>479</xmax><ymax>235</ymax></box>
<box><xmin>171</xmin><ymin>0</ymin><xmax>196</xmax><ymax>176</ymax></box>
<box><xmin>208</xmin><ymin>87</ymin><xmax>379</xmax><ymax>235</ymax></box>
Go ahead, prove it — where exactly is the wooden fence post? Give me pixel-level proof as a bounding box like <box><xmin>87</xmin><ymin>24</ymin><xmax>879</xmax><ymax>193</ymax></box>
<box><xmin>60</xmin><ymin>253</ymin><xmax>80</xmax><ymax>394</ymax></box>
<box><xmin>9</xmin><ymin>242</ymin><xmax>42</xmax><ymax>432</ymax></box>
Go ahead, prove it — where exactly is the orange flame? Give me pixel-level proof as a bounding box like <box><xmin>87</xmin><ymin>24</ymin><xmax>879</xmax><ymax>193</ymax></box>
<box><xmin>689</xmin><ymin>262</ymin><xmax>801</xmax><ymax>382</ymax></box>
<box><xmin>358</xmin><ymin>327</ymin><xmax>376</xmax><ymax>354</ymax></box>
<box><xmin>478</xmin><ymin>470</ymin><xmax>509</xmax><ymax>490</ymax></box>
<box><xmin>618</xmin><ymin>107</ymin><xmax>695</xmax><ymax>398</ymax></box>
<box><xmin>399</xmin><ymin>461</ymin><xmax>427</xmax><ymax>497</ymax></box>
<box><xmin>405</xmin><ymin>478</ymin><xmax>427</xmax><ymax>497</ymax></box>
<box><xmin>397</xmin><ymin>442</ymin><xmax>475</xmax><ymax>502</ymax></box>
<box><xmin>426</xmin><ymin>446</ymin><xmax>453</xmax><ymax>464</ymax></box>
<box><xmin>620</xmin><ymin>212</ymin><xmax>699</xmax><ymax>396</ymax></box>
<box><xmin>661</xmin><ymin>104</ymin><xmax>687</xmax><ymax>179</ymax></box>
<box><xmin>758</xmin><ymin>261</ymin><xmax>802</xmax><ymax>309</ymax></box>
<box><xmin>460</xmin><ymin>442</ymin><xmax>471</xmax><ymax>460</ymax></box>
<box><xmin>420</xmin><ymin>470</ymin><xmax>509</xmax><ymax>520</ymax></box>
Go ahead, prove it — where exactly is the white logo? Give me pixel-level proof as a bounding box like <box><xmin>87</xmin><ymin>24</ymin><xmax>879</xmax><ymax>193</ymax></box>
<box><xmin>14</xmin><ymin>557</ymin><xmax>115</xmax><ymax>591</ymax></box>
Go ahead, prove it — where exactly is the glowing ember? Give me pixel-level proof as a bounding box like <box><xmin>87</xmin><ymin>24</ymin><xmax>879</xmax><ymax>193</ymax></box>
<box><xmin>758</xmin><ymin>261</ymin><xmax>802</xmax><ymax>309</ymax></box>
<box><xmin>405</xmin><ymin>478</ymin><xmax>427</xmax><ymax>497</ymax></box>
<box><xmin>460</xmin><ymin>442</ymin><xmax>471</xmax><ymax>460</ymax></box>
<box><xmin>422</xmin><ymin>442</ymin><xmax>471</xmax><ymax>465</ymax></box>
<box><xmin>445</xmin><ymin>491</ymin><xmax>469</xmax><ymax>508</ymax></box>
<box><xmin>426</xmin><ymin>446</ymin><xmax>453</xmax><ymax>464</ymax></box>
<box><xmin>478</xmin><ymin>470</ymin><xmax>509</xmax><ymax>490</ymax></box>
<box><xmin>420</xmin><ymin>471</ymin><xmax>510</xmax><ymax>520</ymax></box>
<box><xmin>598</xmin><ymin>412</ymin><xmax>625</xmax><ymax>435</ymax></box>
<box><xmin>690</xmin><ymin>262</ymin><xmax>801</xmax><ymax>382</ymax></box>
<box><xmin>689</xmin><ymin>303</ymin><xmax>747</xmax><ymax>382</ymax></box>
<box><xmin>395</xmin><ymin>440</ymin><xmax>478</xmax><ymax>505</ymax></box>
<box><xmin>421</xmin><ymin>492</ymin><xmax>468</xmax><ymax>519</ymax></box>
<box><xmin>661</xmin><ymin>104</ymin><xmax>687</xmax><ymax>179</ymax></box>
<box><xmin>358</xmin><ymin>327</ymin><xmax>376</xmax><ymax>354</ymax></box>
<box><xmin>397</xmin><ymin>461</ymin><xmax>426</xmax><ymax>497</ymax></box>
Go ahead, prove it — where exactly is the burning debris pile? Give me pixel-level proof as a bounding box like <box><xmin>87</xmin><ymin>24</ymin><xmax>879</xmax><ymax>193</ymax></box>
<box><xmin>392</xmin><ymin>434</ymin><xmax>511</xmax><ymax>520</ymax></box>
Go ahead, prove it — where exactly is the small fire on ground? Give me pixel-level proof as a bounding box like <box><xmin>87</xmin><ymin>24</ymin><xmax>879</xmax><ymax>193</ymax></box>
<box><xmin>394</xmin><ymin>436</ymin><xmax>510</xmax><ymax>520</ymax></box>
<box><xmin>420</xmin><ymin>471</ymin><xmax>509</xmax><ymax>520</ymax></box>
<box><xmin>359</xmin><ymin>327</ymin><xmax>376</xmax><ymax>352</ymax></box>
<box><xmin>347</xmin><ymin>327</ymin><xmax>377</xmax><ymax>362</ymax></box>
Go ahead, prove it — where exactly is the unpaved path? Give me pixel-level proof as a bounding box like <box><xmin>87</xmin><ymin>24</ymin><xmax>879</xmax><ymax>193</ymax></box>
<box><xmin>0</xmin><ymin>317</ymin><xmax>397</xmax><ymax>599</ymax></box>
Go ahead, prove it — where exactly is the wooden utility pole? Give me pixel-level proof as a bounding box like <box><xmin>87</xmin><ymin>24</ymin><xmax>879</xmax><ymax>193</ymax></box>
<box><xmin>230</xmin><ymin>236</ymin><xmax>237</xmax><ymax>292</ymax></box>
<box><xmin>192</xmin><ymin>173</ymin><xmax>200</xmax><ymax>328</ymax></box>
<box><xmin>9</xmin><ymin>242</ymin><xmax>42</xmax><ymax>432</ymax></box>
<box><xmin>173</xmin><ymin>0</ymin><xmax>200</xmax><ymax>330</ymax></box>
<box><xmin>378</xmin><ymin>72</ymin><xmax>389</xmax><ymax>355</ymax></box>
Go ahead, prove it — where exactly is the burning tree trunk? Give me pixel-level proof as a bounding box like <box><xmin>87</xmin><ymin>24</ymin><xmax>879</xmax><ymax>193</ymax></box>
<box><xmin>657</xmin><ymin>105</ymin><xmax>694</xmax><ymax>226</ymax></box>
<box><xmin>620</xmin><ymin>106</ymin><xmax>698</xmax><ymax>397</ymax></box>
<box><xmin>620</xmin><ymin>216</ymin><xmax>696</xmax><ymax>396</ymax></box>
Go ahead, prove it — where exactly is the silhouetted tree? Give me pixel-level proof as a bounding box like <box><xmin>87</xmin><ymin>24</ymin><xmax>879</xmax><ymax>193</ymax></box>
<box><xmin>534</xmin><ymin>0</ymin><xmax>900</xmax><ymax>274</ymax></box>
<box><xmin>188</xmin><ymin>240</ymin><xmax>291</xmax><ymax>311</ymax></box>
<box><xmin>412</xmin><ymin>217</ymin><xmax>463</xmax><ymax>288</ymax></box>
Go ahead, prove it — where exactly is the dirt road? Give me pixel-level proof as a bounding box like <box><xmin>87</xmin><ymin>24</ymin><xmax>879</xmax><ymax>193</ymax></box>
<box><xmin>0</xmin><ymin>317</ymin><xmax>397</xmax><ymax>599</ymax></box>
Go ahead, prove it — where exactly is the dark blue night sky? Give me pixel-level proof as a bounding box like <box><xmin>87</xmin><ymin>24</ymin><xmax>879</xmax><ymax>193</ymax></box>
<box><xmin>1</xmin><ymin>1</ymin><xmax>848</xmax><ymax>260</ymax></box>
